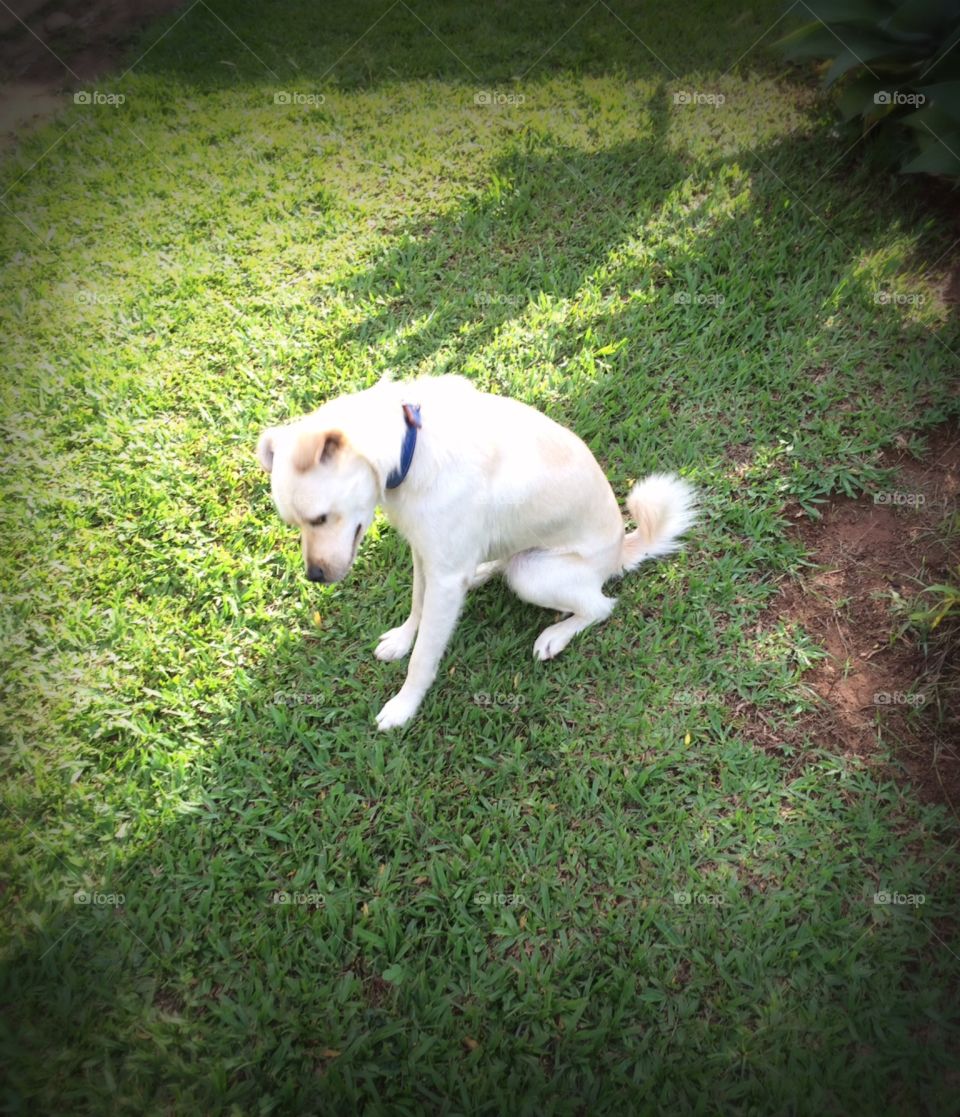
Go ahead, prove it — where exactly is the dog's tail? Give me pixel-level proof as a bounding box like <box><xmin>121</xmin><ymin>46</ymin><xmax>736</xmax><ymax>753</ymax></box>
<box><xmin>620</xmin><ymin>473</ymin><xmax>698</xmax><ymax>573</ymax></box>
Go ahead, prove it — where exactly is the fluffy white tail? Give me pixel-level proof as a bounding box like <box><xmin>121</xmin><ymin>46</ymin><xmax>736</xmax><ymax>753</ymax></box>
<box><xmin>620</xmin><ymin>473</ymin><xmax>698</xmax><ymax>572</ymax></box>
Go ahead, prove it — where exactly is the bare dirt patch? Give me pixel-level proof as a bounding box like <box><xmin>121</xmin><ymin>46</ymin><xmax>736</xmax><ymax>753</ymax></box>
<box><xmin>745</xmin><ymin>423</ymin><xmax>960</xmax><ymax>813</ymax></box>
<box><xmin>0</xmin><ymin>0</ymin><xmax>187</xmax><ymax>142</ymax></box>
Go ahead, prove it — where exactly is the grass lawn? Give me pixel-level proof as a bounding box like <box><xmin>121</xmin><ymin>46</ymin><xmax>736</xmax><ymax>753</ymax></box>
<box><xmin>1</xmin><ymin>0</ymin><xmax>958</xmax><ymax>1112</ymax></box>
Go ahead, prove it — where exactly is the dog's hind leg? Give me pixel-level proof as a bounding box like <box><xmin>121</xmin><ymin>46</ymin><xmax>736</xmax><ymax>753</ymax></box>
<box><xmin>376</xmin><ymin>548</ymin><xmax>424</xmax><ymax>662</ymax></box>
<box><xmin>505</xmin><ymin>551</ymin><xmax>616</xmax><ymax>661</ymax></box>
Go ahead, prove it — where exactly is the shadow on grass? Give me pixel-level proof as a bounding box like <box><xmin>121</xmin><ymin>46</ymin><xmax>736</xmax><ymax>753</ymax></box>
<box><xmin>2</xmin><ymin>627</ymin><xmax>957</xmax><ymax>1112</ymax></box>
<box><xmin>331</xmin><ymin>107</ymin><xmax>683</xmax><ymax>368</ymax></box>
<box><xmin>330</xmin><ymin>115</ymin><xmax>955</xmax><ymax>469</ymax></box>
<box><xmin>124</xmin><ymin>0</ymin><xmax>777</xmax><ymax>92</ymax></box>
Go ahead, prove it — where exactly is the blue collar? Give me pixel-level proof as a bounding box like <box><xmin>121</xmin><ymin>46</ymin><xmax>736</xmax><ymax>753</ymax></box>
<box><xmin>385</xmin><ymin>402</ymin><xmax>422</xmax><ymax>489</ymax></box>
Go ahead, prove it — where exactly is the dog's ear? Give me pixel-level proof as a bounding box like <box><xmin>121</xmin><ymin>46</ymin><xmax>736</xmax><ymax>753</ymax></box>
<box><xmin>257</xmin><ymin>428</ymin><xmax>279</xmax><ymax>473</ymax></box>
<box><xmin>292</xmin><ymin>429</ymin><xmax>344</xmax><ymax>472</ymax></box>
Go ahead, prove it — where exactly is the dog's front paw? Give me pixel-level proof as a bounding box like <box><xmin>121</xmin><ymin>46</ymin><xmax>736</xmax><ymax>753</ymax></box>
<box><xmin>533</xmin><ymin>623</ymin><xmax>573</xmax><ymax>661</ymax></box>
<box><xmin>375</xmin><ymin>624</ymin><xmax>415</xmax><ymax>662</ymax></box>
<box><xmin>375</xmin><ymin>690</ymin><xmax>421</xmax><ymax>731</ymax></box>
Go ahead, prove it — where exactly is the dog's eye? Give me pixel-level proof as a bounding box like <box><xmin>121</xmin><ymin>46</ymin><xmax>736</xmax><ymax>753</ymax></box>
<box><xmin>309</xmin><ymin>514</ymin><xmax>328</xmax><ymax>526</ymax></box>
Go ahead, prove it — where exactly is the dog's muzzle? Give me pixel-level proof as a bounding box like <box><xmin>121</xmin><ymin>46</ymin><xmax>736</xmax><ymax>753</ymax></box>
<box><xmin>306</xmin><ymin>563</ymin><xmax>328</xmax><ymax>583</ymax></box>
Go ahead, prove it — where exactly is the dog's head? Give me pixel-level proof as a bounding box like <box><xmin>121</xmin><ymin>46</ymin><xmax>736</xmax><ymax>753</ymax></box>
<box><xmin>257</xmin><ymin>424</ymin><xmax>378</xmax><ymax>583</ymax></box>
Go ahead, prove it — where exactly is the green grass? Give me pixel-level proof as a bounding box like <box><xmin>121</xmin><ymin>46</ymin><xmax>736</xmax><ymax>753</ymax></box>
<box><xmin>1</xmin><ymin>1</ymin><xmax>958</xmax><ymax>1112</ymax></box>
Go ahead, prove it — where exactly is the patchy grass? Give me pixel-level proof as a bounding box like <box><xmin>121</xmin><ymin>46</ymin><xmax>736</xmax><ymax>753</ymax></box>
<box><xmin>1</xmin><ymin>1</ymin><xmax>958</xmax><ymax>1112</ymax></box>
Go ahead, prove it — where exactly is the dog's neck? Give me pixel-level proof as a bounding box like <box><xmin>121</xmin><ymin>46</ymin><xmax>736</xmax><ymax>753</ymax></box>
<box><xmin>328</xmin><ymin>381</ymin><xmax>423</xmax><ymax>496</ymax></box>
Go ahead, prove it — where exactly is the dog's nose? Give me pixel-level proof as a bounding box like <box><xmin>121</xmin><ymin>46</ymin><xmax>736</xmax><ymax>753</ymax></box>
<box><xmin>306</xmin><ymin>563</ymin><xmax>327</xmax><ymax>583</ymax></box>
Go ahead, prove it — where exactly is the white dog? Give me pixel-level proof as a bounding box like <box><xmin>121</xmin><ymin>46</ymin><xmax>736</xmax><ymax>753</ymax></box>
<box><xmin>257</xmin><ymin>375</ymin><xmax>696</xmax><ymax>730</ymax></box>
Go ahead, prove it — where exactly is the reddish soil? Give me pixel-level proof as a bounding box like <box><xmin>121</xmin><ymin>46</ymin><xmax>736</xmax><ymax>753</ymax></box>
<box><xmin>741</xmin><ymin>423</ymin><xmax>960</xmax><ymax>814</ymax></box>
<box><xmin>0</xmin><ymin>0</ymin><xmax>187</xmax><ymax>142</ymax></box>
